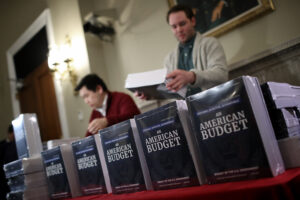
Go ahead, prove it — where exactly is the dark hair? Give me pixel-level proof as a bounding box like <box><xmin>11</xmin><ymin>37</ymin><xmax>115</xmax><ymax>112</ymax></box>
<box><xmin>8</xmin><ymin>124</ymin><xmax>14</xmax><ymax>133</ymax></box>
<box><xmin>75</xmin><ymin>74</ymin><xmax>108</xmax><ymax>92</ymax></box>
<box><xmin>166</xmin><ymin>4</ymin><xmax>195</xmax><ymax>24</ymax></box>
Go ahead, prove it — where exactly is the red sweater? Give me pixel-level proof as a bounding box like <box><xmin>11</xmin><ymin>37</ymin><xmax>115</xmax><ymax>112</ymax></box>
<box><xmin>85</xmin><ymin>91</ymin><xmax>140</xmax><ymax>137</ymax></box>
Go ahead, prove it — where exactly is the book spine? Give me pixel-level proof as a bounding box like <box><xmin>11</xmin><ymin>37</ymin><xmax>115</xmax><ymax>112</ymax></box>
<box><xmin>94</xmin><ymin>134</ymin><xmax>112</xmax><ymax>193</ymax></box>
<box><xmin>176</xmin><ymin>100</ymin><xmax>206</xmax><ymax>185</ymax></box>
<box><xmin>244</xmin><ymin>76</ymin><xmax>285</xmax><ymax>176</ymax></box>
<box><xmin>130</xmin><ymin>119</ymin><xmax>153</xmax><ymax>190</ymax></box>
<box><xmin>60</xmin><ymin>144</ymin><xmax>82</xmax><ymax>197</ymax></box>
<box><xmin>23</xmin><ymin>114</ymin><xmax>43</xmax><ymax>157</ymax></box>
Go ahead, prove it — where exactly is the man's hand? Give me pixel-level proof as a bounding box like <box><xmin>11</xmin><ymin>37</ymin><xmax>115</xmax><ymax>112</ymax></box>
<box><xmin>134</xmin><ymin>91</ymin><xmax>150</xmax><ymax>100</ymax></box>
<box><xmin>211</xmin><ymin>1</ymin><xmax>225</xmax><ymax>22</ymax></box>
<box><xmin>88</xmin><ymin>118</ymin><xmax>108</xmax><ymax>134</ymax></box>
<box><xmin>165</xmin><ymin>70</ymin><xmax>195</xmax><ymax>92</ymax></box>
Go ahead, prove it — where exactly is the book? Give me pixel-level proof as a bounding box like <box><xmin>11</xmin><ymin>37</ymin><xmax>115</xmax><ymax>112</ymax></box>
<box><xmin>24</xmin><ymin>171</ymin><xmax>48</xmax><ymax>188</ymax></box>
<box><xmin>47</xmin><ymin>137</ymin><xmax>80</xmax><ymax>149</ymax></box>
<box><xmin>5</xmin><ymin>155</ymin><xmax>44</xmax><ymax>176</ymax></box>
<box><xmin>12</xmin><ymin>113</ymin><xmax>43</xmax><ymax>159</ymax></box>
<box><xmin>261</xmin><ymin>82</ymin><xmax>300</xmax><ymax>109</ymax></box>
<box><xmin>41</xmin><ymin>144</ymin><xmax>81</xmax><ymax>199</ymax></box>
<box><xmin>97</xmin><ymin>119</ymin><xmax>150</xmax><ymax>194</ymax></box>
<box><xmin>265</xmin><ymin>107</ymin><xmax>300</xmax><ymax>139</ymax></box>
<box><xmin>71</xmin><ymin>135</ymin><xmax>107</xmax><ymax>195</ymax></box>
<box><xmin>125</xmin><ymin>68</ymin><xmax>187</xmax><ymax>99</ymax></box>
<box><xmin>3</xmin><ymin>155</ymin><xmax>48</xmax><ymax>198</ymax></box>
<box><xmin>7</xmin><ymin>174</ymin><xmax>25</xmax><ymax>192</ymax></box>
<box><xmin>23</xmin><ymin>185</ymin><xmax>50</xmax><ymax>200</ymax></box>
<box><xmin>6</xmin><ymin>190</ymin><xmax>23</xmax><ymax>200</ymax></box>
<box><xmin>4</xmin><ymin>159</ymin><xmax>24</xmax><ymax>179</ymax></box>
<box><xmin>134</xmin><ymin>101</ymin><xmax>200</xmax><ymax>190</ymax></box>
<box><xmin>278</xmin><ymin>135</ymin><xmax>300</xmax><ymax>168</ymax></box>
<box><xmin>186</xmin><ymin>76</ymin><xmax>285</xmax><ymax>184</ymax></box>
<box><xmin>262</xmin><ymin>82</ymin><xmax>300</xmax><ymax>139</ymax></box>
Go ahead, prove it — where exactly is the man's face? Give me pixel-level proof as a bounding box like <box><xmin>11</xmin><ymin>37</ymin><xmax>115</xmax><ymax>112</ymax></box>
<box><xmin>168</xmin><ymin>11</ymin><xmax>196</xmax><ymax>44</ymax></box>
<box><xmin>8</xmin><ymin>132</ymin><xmax>14</xmax><ymax>142</ymax></box>
<box><xmin>79</xmin><ymin>86</ymin><xmax>104</xmax><ymax>109</ymax></box>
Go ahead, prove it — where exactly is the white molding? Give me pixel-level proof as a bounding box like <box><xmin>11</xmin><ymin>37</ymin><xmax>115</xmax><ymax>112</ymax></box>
<box><xmin>6</xmin><ymin>9</ymin><xmax>70</xmax><ymax>139</ymax></box>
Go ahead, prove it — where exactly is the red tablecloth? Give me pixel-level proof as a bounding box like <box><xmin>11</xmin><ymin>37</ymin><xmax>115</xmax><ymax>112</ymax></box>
<box><xmin>68</xmin><ymin>167</ymin><xmax>300</xmax><ymax>200</ymax></box>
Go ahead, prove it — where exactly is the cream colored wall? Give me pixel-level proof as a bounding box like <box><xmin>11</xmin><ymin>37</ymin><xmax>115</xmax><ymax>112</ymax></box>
<box><xmin>103</xmin><ymin>0</ymin><xmax>177</xmax><ymax>92</ymax></box>
<box><xmin>46</xmin><ymin>0</ymin><xmax>91</xmax><ymax>138</ymax></box>
<box><xmin>78</xmin><ymin>0</ymin><xmax>108</xmax><ymax>84</ymax></box>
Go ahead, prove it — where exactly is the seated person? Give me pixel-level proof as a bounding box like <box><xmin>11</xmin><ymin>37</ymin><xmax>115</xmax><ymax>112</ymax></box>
<box><xmin>75</xmin><ymin>74</ymin><xmax>141</xmax><ymax>137</ymax></box>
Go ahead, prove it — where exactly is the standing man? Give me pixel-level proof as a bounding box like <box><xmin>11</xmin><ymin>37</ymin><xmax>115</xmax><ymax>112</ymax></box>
<box><xmin>75</xmin><ymin>74</ymin><xmax>140</xmax><ymax>137</ymax></box>
<box><xmin>164</xmin><ymin>4</ymin><xmax>228</xmax><ymax>96</ymax></box>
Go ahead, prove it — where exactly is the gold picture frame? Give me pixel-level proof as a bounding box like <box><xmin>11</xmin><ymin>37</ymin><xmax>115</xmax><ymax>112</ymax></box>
<box><xmin>168</xmin><ymin>0</ymin><xmax>275</xmax><ymax>37</ymax></box>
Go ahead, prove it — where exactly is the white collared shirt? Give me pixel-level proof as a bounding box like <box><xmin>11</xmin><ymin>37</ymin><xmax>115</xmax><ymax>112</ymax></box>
<box><xmin>96</xmin><ymin>93</ymin><xmax>108</xmax><ymax>116</ymax></box>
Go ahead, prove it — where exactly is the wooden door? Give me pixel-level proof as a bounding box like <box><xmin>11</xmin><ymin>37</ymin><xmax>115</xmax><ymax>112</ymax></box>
<box><xmin>18</xmin><ymin>61</ymin><xmax>62</xmax><ymax>141</ymax></box>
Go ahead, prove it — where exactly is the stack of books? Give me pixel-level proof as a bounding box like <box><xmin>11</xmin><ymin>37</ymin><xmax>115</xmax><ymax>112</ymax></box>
<box><xmin>262</xmin><ymin>82</ymin><xmax>300</xmax><ymax>139</ymax></box>
<box><xmin>186</xmin><ymin>76</ymin><xmax>285</xmax><ymax>184</ymax></box>
<box><xmin>4</xmin><ymin>113</ymin><xmax>45</xmax><ymax>199</ymax></box>
<box><xmin>41</xmin><ymin>144</ymin><xmax>81</xmax><ymax>199</ymax></box>
<box><xmin>261</xmin><ymin>81</ymin><xmax>300</xmax><ymax>168</ymax></box>
<box><xmin>3</xmin><ymin>155</ymin><xmax>49</xmax><ymax>200</ymax></box>
<box><xmin>8</xmin><ymin>76</ymin><xmax>300</xmax><ymax>198</ymax></box>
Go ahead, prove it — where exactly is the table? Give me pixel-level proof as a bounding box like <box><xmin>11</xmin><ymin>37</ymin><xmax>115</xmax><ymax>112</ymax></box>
<box><xmin>68</xmin><ymin>167</ymin><xmax>300</xmax><ymax>200</ymax></box>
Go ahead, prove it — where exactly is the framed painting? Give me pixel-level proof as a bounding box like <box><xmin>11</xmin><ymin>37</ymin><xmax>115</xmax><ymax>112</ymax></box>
<box><xmin>168</xmin><ymin>0</ymin><xmax>275</xmax><ymax>37</ymax></box>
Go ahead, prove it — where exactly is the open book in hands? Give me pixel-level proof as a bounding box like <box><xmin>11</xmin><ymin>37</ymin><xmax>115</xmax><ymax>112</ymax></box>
<box><xmin>125</xmin><ymin>68</ymin><xmax>187</xmax><ymax>100</ymax></box>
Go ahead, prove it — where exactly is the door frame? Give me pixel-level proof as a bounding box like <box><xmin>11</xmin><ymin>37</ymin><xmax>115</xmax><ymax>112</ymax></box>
<box><xmin>6</xmin><ymin>9</ymin><xmax>70</xmax><ymax>138</ymax></box>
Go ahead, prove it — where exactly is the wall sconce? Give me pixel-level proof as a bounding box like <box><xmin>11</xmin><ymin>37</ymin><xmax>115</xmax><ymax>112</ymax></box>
<box><xmin>48</xmin><ymin>35</ymin><xmax>78</xmax><ymax>95</ymax></box>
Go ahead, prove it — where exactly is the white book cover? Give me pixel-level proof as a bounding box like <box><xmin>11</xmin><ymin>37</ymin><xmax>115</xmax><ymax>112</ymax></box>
<box><xmin>12</xmin><ymin>113</ymin><xmax>43</xmax><ymax>159</ymax></box>
<box><xmin>47</xmin><ymin>137</ymin><xmax>81</xmax><ymax>150</ymax></box>
<box><xmin>95</xmin><ymin>133</ymin><xmax>112</xmax><ymax>193</ymax></box>
<box><xmin>23</xmin><ymin>185</ymin><xmax>50</xmax><ymax>200</ymax></box>
<box><xmin>24</xmin><ymin>170</ymin><xmax>48</xmax><ymax>188</ymax></box>
<box><xmin>176</xmin><ymin>100</ymin><xmax>206</xmax><ymax>185</ymax></box>
<box><xmin>262</xmin><ymin>82</ymin><xmax>300</xmax><ymax>109</ymax></box>
<box><xmin>22</xmin><ymin>155</ymin><xmax>44</xmax><ymax>174</ymax></box>
<box><xmin>278</xmin><ymin>135</ymin><xmax>300</xmax><ymax>168</ymax></box>
<box><xmin>125</xmin><ymin>68</ymin><xmax>187</xmax><ymax>99</ymax></box>
<box><xmin>60</xmin><ymin>144</ymin><xmax>82</xmax><ymax>198</ymax></box>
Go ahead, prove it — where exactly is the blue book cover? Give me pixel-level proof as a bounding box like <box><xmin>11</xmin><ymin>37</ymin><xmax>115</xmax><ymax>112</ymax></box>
<box><xmin>3</xmin><ymin>159</ymin><xmax>23</xmax><ymax>179</ymax></box>
<box><xmin>134</xmin><ymin>101</ymin><xmax>199</xmax><ymax>190</ymax></box>
<box><xmin>99</xmin><ymin>120</ymin><xmax>146</xmax><ymax>194</ymax></box>
<box><xmin>72</xmin><ymin>136</ymin><xmax>107</xmax><ymax>195</ymax></box>
<box><xmin>186</xmin><ymin>76</ymin><xmax>284</xmax><ymax>184</ymax></box>
<box><xmin>41</xmin><ymin>146</ymin><xmax>71</xmax><ymax>199</ymax></box>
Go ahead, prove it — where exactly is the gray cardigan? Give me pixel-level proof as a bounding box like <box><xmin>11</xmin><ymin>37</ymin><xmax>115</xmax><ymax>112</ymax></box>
<box><xmin>164</xmin><ymin>32</ymin><xmax>228</xmax><ymax>91</ymax></box>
